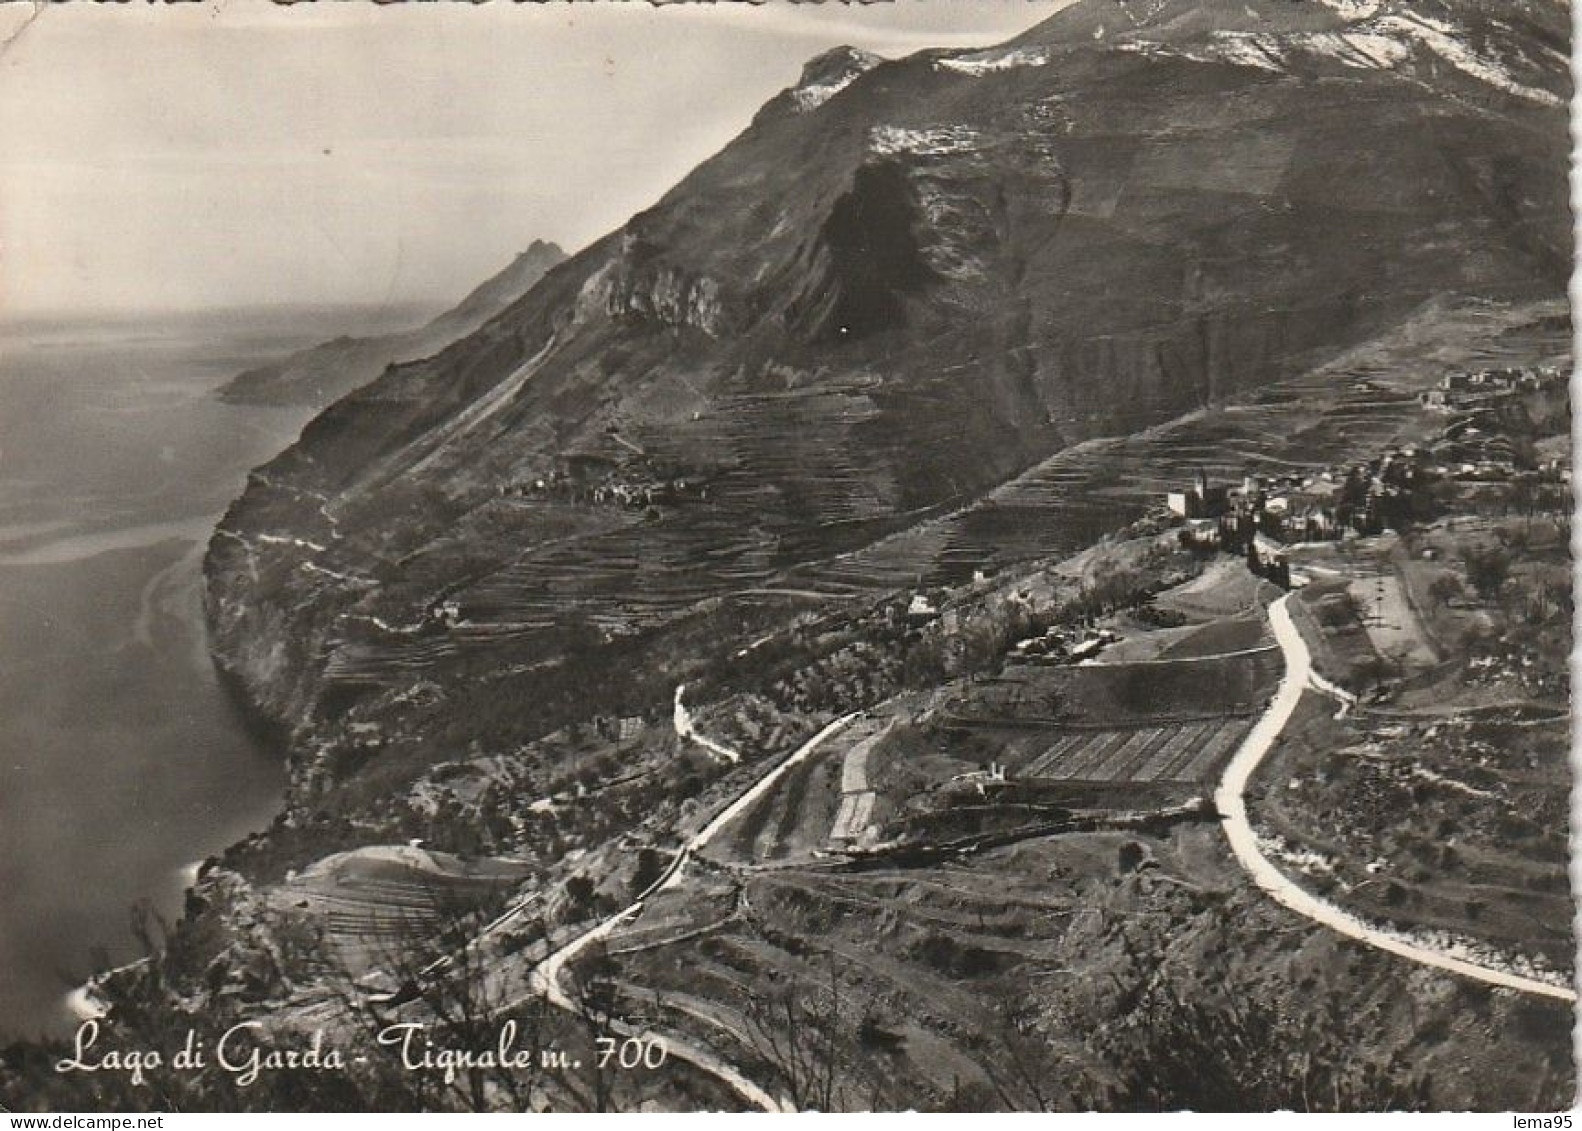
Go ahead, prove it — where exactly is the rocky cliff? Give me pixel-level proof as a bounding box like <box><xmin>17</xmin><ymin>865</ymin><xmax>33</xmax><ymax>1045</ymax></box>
<box><xmin>205</xmin><ymin>0</ymin><xmax>1570</xmax><ymax>804</ymax></box>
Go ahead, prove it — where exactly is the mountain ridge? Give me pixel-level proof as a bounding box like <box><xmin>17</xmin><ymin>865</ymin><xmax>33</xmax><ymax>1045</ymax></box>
<box><xmin>204</xmin><ymin>0</ymin><xmax>1570</xmax><ymax>800</ymax></box>
<box><xmin>218</xmin><ymin>239</ymin><xmax>567</xmax><ymax>407</ymax></box>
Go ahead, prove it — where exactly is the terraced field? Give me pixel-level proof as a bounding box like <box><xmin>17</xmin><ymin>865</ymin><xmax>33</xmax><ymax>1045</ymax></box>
<box><xmin>313</xmin><ymin>301</ymin><xmax>1567</xmax><ymax>703</ymax></box>
<box><xmin>1154</xmin><ymin>560</ymin><xmax>1279</xmax><ymax>621</ymax></box>
<box><xmin>267</xmin><ymin>846</ymin><xmax>530</xmax><ymax>974</ymax></box>
<box><xmin>311</xmin><ymin>336</ymin><xmax>1432</xmax><ymax>697</ymax></box>
<box><xmin>323</xmin><ymin>633</ymin><xmax>464</xmax><ymax>693</ymax></box>
<box><xmin>796</xmin><ymin>369</ymin><xmax>1429</xmax><ymax>590</ymax></box>
<box><xmin>598</xmin><ymin>824</ymin><xmax>1329</xmax><ymax>1112</ymax></box>
<box><xmin>457</xmin><ymin>514</ymin><xmax>781</xmax><ymax>632</ymax></box>
<box><xmin>793</xmin><ymin>301</ymin><xmax>1570</xmax><ymax>594</ymax></box>
<box><xmin>992</xmin><ymin>649</ymin><xmax>1285</xmax><ymax>726</ymax></box>
<box><xmin>1020</xmin><ymin>716</ymin><xmax>1253</xmax><ymax>785</ymax></box>
<box><xmin>615</xmin><ymin>865</ymin><xmax>1082</xmax><ymax>1108</ymax></box>
<box><xmin>908</xmin><ymin>641</ymin><xmax>1284</xmax><ymax>804</ymax></box>
<box><xmin>703</xmin><ymin>714</ymin><xmax>894</xmax><ymax>866</ymax></box>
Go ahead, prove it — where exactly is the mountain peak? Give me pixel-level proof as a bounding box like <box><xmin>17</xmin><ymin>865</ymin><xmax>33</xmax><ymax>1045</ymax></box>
<box><xmin>1015</xmin><ymin>0</ymin><xmax>1570</xmax><ymax>44</ymax></box>
<box><xmin>1008</xmin><ymin>0</ymin><xmax>1568</xmax><ymax>107</ymax></box>
<box><xmin>787</xmin><ymin>45</ymin><xmax>882</xmax><ymax>111</ymax></box>
<box><xmin>1013</xmin><ymin>0</ymin><xmax>1348</xmax><ymax>45</ymax></box>
<box><xmin>517</xmin><ymin>239</ymin><xmax>566</xmax><ymax>263</ymax></box>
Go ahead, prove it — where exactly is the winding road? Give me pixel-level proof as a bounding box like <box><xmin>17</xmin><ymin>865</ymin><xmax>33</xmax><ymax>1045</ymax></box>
<box><xmin>672</xmin><ymin>683</ymin><xmax>741</xmax><ymax>764</ymax></box>
<box><xmin>1215</xmin><ymin>595</ymin><xmax>1576</xmax><ymax>1002</ymax></box>
<box><xmin>522</xmin><ymin>699</ymin><xmax>858</xmax><ymax>1111</ymax></box>
<box><xmin>518</xmin><ymin>594</ymin><xmax>1576</xmax><ymax>1113</ymax></box>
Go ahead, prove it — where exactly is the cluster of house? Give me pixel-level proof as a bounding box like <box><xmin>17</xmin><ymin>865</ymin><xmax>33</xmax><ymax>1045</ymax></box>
<box><xmin>1168</xmin><ymin>414</ymin><xmax>1569</xmax><ymax>589</ymax></box>
<box><xmin>1010</xmin><ymin>626</ymin><xmax>1114</xmax><ymax>664</ymax></box>
<box><xmin>1167</xmin><ymin>465</ymin><xmax>1404</xmax><ymax>542</ymax></box>
<box><xmin>1418</xmin><ymin>365</ymin><xmax>1570</xmax><ymax>482</ymax></box>
<box><xmin>1167</xmin><ymin>358</ymin><xmax>1572</xmax><ymax>567</ymax></box>
<box><xmin>587</xmin><ymin>475</ymin><xmax>700</xmax><ymax>509</ymax></box>
<box><xmin>506</xmin><ymin>455</ymin><xmax>707</xmax><ymax>511</ymax></box>
<box><xmin>1417</xmin><ymin>364</ymin><xmax>1565</xmax><ymax>412</ymax></box>
<box><xmin>1436</xmin><ymin>418</ymin><xmax>1519</xmax><ymax>479</ymax></box>
<box><xmin>1166</xmin><ymin>461</ymin><xmax>1424</xmax><ymax>584</ymax></box>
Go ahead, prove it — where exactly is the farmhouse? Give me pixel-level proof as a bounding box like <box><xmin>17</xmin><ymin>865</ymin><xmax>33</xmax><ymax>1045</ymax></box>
<box><xmin>1069</xmin><ymin>635</ymin><xmax>1108</xmax><ymax>662</ymax></box>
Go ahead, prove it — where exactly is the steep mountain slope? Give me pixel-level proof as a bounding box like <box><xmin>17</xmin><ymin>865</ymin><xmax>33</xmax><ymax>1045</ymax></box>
<box><xmin>218</xmin><ymin>240</ymin><xmax>566</xmax><ymax>407</ymax></box>
<box><xmin>205</xmin><ymin>0</ymin><xmax>1569</xmax><ymax>793</ymax></box>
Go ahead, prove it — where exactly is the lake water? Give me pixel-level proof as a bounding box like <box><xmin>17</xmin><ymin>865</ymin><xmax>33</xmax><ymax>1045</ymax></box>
<box><xmin>0</xmin><ymin>309</ymin><xmax>411</xmax><ymax>1039</ymax></box>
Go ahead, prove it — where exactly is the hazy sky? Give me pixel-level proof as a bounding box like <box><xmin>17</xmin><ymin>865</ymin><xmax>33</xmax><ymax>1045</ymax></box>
<box><xmin>0</xmin><ymin>0</ymin><xmax>1064</xmax><ymax>318</ymax></box>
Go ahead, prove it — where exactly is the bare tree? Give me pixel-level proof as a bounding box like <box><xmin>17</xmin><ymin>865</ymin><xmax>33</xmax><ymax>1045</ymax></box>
<box><xmin>740</xmin><ymin>954</ymin><xmax>844</xmax><ymax>1111</ymax></box>
<box><xmin>1460</xmin><ymin>544</ymin><xmax>1511</xmax><ymax>603</ymax></box>
<box><xmin>322</xmin><ymin>894</ymin><xmax>557</xmax><ymax>1111</ymax></box>
<box><xmin>978</xmin><ymin>984</ymin><xmax>1073</xmax><ymax>1111</ymax></box>
<box><xmin>556</xmin><ymin>939</ymin><xmax>624</xmax><ymax>1113</ymax></box>
<box><xmin>1426</xmin><ymin>573</ymin><xmax>1463</xmax><ymax>609</ymax></box>
<box><xmin>1086</xmin><ymin>978</ymin><xmax>1430</xmax><ymax>1112</ymax></box>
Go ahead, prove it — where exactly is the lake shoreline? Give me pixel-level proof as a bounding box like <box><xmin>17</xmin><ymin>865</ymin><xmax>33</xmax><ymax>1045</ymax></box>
<box><xmin>0</xmin><ymin>323</ymin><xmax>317</xmax><ymax>1039</ymax></box>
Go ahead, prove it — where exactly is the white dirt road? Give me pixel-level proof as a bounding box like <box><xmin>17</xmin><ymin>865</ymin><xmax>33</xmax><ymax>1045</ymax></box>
<box><xmin>1215</xmin><ymin>595</ymin><xmax>1575</xmax><ymax>1002</ymax></box>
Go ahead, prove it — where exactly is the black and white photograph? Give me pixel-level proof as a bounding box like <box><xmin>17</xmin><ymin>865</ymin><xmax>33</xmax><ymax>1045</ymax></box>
<box><xmin>0</xmin><ymin>0</ymin><xmax>1574</xmax><ymax>1114</ymax></box>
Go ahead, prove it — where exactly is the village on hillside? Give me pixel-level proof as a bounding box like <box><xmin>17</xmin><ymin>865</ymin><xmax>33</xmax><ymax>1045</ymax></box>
<box><xmin>1163</xmin><ymin>363</ymin><xmax>1569</xmax><ymax>588</ymax></box>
